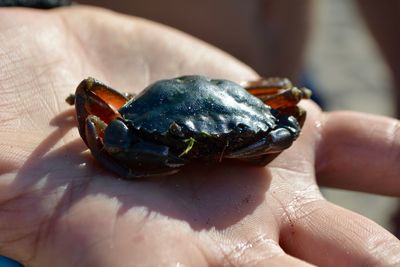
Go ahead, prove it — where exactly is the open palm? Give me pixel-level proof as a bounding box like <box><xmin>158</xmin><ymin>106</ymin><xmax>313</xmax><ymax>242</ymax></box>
<box><xmin>0</xmin><ymin>6</ymin><xmax>399</xmax><ymax>267</ymax></box>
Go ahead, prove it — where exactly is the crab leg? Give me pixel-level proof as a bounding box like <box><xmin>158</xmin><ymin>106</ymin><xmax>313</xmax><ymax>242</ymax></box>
<box><xmin>241</xmin><ymin>77</ymin><xmax>311</xmax><ymax>126</ymax></box>
<box><xmin>241</xmin><ymin>77</ymin><xmax>293</xmax><ymax>96</ymax></box>
<box><xmin>225</xmin><ymin>127</ymin><xmax>298</xmax><ymax>166</ymax></box>
<box><xmin>258</xmin><ymin>87</ymin><xmax>311</xmax><ymax>110</ymax></box>
<box><xmin>66</xmin><ymin>77</ymin><xmax>129</xmax><ymax>145</ymax></box>
<box><xmin>227</xmin><ymin>128</ymin><xmax>294</xmax><ymax>157</ymax></box>
<box><xmin>225</xmin><ymin>108</ymin><xmax>305</xmax><ymax>166</ymax></box>
<box><xmin>242</xmin><ymin>77</ymin><xmax>311</xmax><ymax>109</ymax></box>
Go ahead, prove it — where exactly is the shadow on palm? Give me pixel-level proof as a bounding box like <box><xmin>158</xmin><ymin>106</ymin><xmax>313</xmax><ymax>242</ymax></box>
<box><xmin>0</xmin><ymin>6</ymin><xmax>276</xmax><ymax>238</ymax></box>
<box><xmin>13</xmin><ymin>106</ymin><xmax>272</xmax><ymax>232</ymax></box>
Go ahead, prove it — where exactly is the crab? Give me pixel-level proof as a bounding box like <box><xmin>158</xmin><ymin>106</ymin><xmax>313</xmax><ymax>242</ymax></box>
<box><xmin>66</xmin><ymin>75</ymin><xmax>311</xmax><ymax>178</ymax></box>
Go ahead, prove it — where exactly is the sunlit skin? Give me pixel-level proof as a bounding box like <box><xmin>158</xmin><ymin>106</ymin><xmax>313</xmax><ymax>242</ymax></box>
<box><xmin>0</xmin><ymin>6</ymin><xmax>399</xmax><ymax>267</ymax></box>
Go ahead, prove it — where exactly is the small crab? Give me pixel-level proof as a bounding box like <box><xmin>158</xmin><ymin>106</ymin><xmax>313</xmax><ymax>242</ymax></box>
<box><xmin>66</xmin><ymin>75</ymin><xmax>311</xmax><ymax>178</ymax></box>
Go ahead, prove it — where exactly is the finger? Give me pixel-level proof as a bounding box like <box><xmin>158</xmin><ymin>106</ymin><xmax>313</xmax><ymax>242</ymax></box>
<box><xmin>250</xmin><ymin>254</ymin><xmax>315</xmax><ymax>267</ymax></box>
<box><xmin>219</xmin><ymin>235</ymin><xmax>315</xmax><ymax>267</ymax></box>
<box><xmin>316</xmin><ymin>111</ymin><xmax>400</xmax><ymax>195</ymax></box>
<box><xmin>279</xmin><ymin>200</ymin><xmax>400</xmax><ymax>267</ymax></box>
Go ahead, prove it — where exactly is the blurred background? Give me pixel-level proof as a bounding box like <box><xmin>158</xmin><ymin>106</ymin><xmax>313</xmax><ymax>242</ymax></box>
<box><xmin>0</xmin><ymin>0</ymin><xmax>399</xmax><ymax>266</ymax></box>
<box><xmin>78</xmin><ymin>0</ymin><xmax>399</xmax><ymax>233</ymax></box>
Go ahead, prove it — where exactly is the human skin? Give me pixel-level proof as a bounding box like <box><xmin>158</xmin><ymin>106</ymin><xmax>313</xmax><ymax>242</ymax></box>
<box><xmin>80</xmin><ymin>0</ymin><xmax>313</xmax><ymax>83</ymax></box>
<box><xmin>0</xmin><ymin>6</ymin><xmax>399</xmax><ymax>267</ymax></box>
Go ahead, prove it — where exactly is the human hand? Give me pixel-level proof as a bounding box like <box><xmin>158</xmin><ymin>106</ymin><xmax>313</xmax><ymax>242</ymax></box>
<box><xmin>0</xmin><ymin>6</ymin><xmax>399</xmax><ymax>267</ymax></box>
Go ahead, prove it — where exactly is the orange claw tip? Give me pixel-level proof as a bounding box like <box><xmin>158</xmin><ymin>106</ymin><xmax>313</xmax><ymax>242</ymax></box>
<box><xmin>291</xmin><ymin>87</ymin><xmax>312</xmax><ymax>101</ymax></box>
<box><xmin>85</xmin><ymin>77</ymin><xmax>96</xmax><ymax>89</ymax></box>
<box><xmin>301</xmin><ymin>87</ymin><xmax>312</xmax><ymax>99</ymax></box>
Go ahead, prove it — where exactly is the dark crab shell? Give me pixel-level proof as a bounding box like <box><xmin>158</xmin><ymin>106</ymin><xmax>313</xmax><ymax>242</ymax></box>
<box><xmin>117</xmin><ymin>76</ymin><xmax>300</xmax><ymax>158</ymax></box>
<box><xmin>67</xmin><ymin>74</ymin><xmax>310</xmax><ymax>178</ymax></box>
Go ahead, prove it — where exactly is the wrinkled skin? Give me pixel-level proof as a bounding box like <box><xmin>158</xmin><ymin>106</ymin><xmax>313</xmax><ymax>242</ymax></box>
<box><xmin>0</xmin><ymin>6</ymin><xmax>400</xmax><ymax>267</ymax></box>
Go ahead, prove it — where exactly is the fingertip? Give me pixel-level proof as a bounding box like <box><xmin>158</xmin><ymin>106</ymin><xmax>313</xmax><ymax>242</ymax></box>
<box><xmin>279</xmin><ymin>200</ymin><xmax>400</xmax><ymax>267</ymax></box>
<box><xmin>315</xmin><ymin>111</ymin><xmax>400</xmax><ymax>195</ymax></box>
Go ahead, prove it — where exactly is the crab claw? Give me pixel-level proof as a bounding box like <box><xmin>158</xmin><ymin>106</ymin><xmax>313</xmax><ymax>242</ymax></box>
<box><xmin>66</xmin><ymin>77</ymin><xmax>129</xmax><ymax>145</ymax></box>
